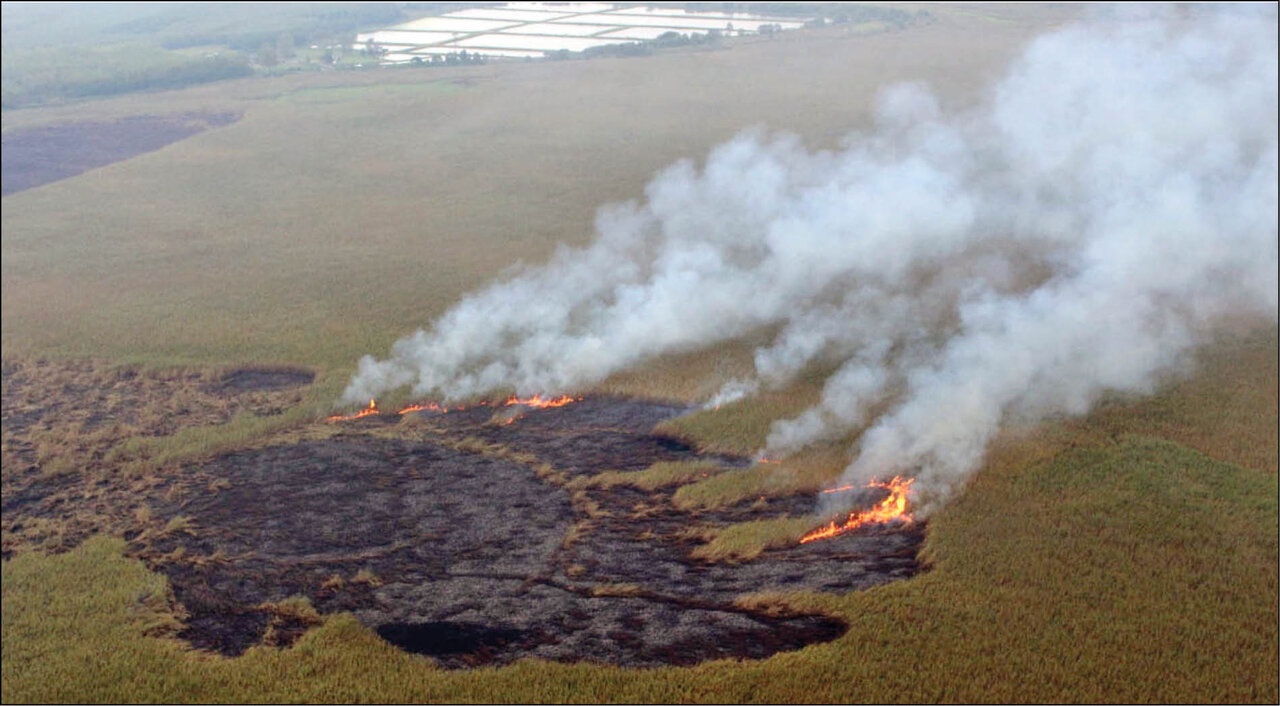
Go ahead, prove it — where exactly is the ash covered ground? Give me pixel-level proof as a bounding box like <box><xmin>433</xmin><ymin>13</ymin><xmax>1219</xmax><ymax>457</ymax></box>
<box><xmin>135</xmin><ymin>396</ymin><xmax>921</xmax><ymax>668</ymax></box>
<box><xmin>1</xmin><ymin>360</ymin><xmax>312</xmax><ymax>556</ymax></box>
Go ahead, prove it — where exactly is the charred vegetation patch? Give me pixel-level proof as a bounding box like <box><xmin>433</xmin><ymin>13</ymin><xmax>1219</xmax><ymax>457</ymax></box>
<box><xmin>1</xmin><ymin>111</ymin><xmax>241</xmax><ymax>196</ymax></box>
<box><xmin>0</xmin><ymin>358</ymin><xmax>311</xmax><ymax>556</ymax></box>
<box><xmin>212</xmin><ymin>367</ymin><xmax>316</xmax><ymax>393</ymax></box>
<box><xmin>125</xmin><ymin>396</ymin><xmax>921</xmax><ymax>668</ymax></box>
<box><xmin>1</xmin><ymin>360</ymin><xmax>918</xmax><ymax>666</ymax></box>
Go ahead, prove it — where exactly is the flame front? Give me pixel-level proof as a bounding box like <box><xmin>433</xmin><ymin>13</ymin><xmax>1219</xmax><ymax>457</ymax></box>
<box><xmin>800</xmin><ymin>476</ymin><xmax>915</xmax><ymax>544</ymax></box>
<box><xmin>327</xmin><ymin>399</ymin><xmax>379</xmax><ymax>422</ymax></box>
<box><xmin>397</xmin><ymin>402</ymin><xmax>450</xmax><ymax>415</ymax></box>
<box><xmin>503</xmin><ymin>394</ymin><xmax>581</xmax><ymax>409</ymax></box>
<box><xmin>330</xmin><ymin>395</ymin><xmax>582</xmax><ymax>424</ymax></box>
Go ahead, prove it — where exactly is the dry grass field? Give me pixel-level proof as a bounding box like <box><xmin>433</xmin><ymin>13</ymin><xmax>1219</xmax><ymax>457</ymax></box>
<box><xmin>2</xmin><ymin>4</ymin><xmax>1276</xmax><ymax>703</ymax></box>
<box><xmin>2</xmin><ymin>6</ymin><xmax>1064</xmax><ymax>370</ymax></box>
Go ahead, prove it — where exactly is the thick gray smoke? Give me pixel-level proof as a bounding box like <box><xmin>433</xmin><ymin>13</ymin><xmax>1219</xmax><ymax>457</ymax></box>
<box><xmin>345</xmin><ymin>6</ymin><xmax>1277</xmax><ymax>510</ymax></box>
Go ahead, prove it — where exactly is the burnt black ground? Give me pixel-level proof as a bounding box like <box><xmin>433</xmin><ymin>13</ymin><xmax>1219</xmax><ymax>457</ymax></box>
<box><xmin>134</xmin><ymin>396</ymin><xmax>923</xmax><ymax>668</ymax></box>
<box><xmin>1</xmin><ymin>112</ymin><xmax>241</xmax><ymax>195</ymax></box>
<box><xmin>0</xmin><ymin>359</ymin><xmax>312</xmax><ymax>557</ymax></box>
<box><xmin>213</xmin><ymin>368</ymin><xmax>315</xmax><ymax>392</ymax></box>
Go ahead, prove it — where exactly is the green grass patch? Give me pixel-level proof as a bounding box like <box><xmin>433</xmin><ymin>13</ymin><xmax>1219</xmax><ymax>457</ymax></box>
<box><xmin>672</xmin><ymin>444</ymin><xmax>848</xmax><ymax>511</ymax></box>
<box><xmin>655</xmin><ymin>381</ymin><xmax>822</xmax><ymax>455</ymax></box>
<box><xmin>687</xmin><ymin>516</ymin><xmax>816</xmax><ymax>563</ymax></box>
<box><xmin>2</xmin><ymin>42</ymin><xmax>252</xmax><ymax>109</ymax></box>
<box><xmin>575</xmin><ymin>460</ymin><xmax>727</xmax><ymax>491</ymax></box>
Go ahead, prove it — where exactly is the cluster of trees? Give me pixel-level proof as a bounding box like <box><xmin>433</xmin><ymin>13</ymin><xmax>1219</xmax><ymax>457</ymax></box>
<box><xmin>2</xmin><ymin>44</ymin><xmax>252</xmax><ymax>110</ymax></box>
<box><xmin>578</xmin><ymin>42</ymin><xmax>654</xmax><ymax>60</ymax></box>
<box><xmin>407</xmin><ymin>50</ymin><xmax>485</xmax><ymax>66</ymax></box>
<box><xmin>158</xmin><ymin>4</ymin><xmax>404</xmax><ymax>53</ymax></box>
<box><xmin>255</xmin><ymin>32</ymin><xmax>298</xmax><ymax>68</ymax></box>
<box><xmin>657</xmin><ymin>28</ymin><xmax>724</xmax><ymax>47</ymax></box>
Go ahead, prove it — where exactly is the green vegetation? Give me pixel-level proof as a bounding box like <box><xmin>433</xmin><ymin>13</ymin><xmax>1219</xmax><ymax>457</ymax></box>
<box><xmin>1</xmin><ymin>43</ymin><xmax>253</xmax><ymax>110</ymax></box>
<box><xmin>668</xmin><ymin>324</ymin><xmax>1278</xmax><ymax>561</ymax></box>
<box><xmin>687</xmin><ymin>516</ymin><xmax>815</xmax><ymax>562</ymax></box>
<box><xmin>0</xmin><ymin>3</ymin><xmax>405</xmax><ymax>54</ymax></box>
<box><xmin>672</xmin><ymin>449</ymin><xmax>845</xmax><ymax>510</ymax></box>
<box><xmin>0</xmin><ymin>2</ymin><xmax>415</xmax><ymax>109</ymax></box>
<box><xmin>574</xmin><ymin>460</ymin><xmax>728</xmax><ymax>491</ymax></box>
<box><xmin>657</xmin><ymin>381</ymin><xmax>823</xmax><ymax>453</ymax></box>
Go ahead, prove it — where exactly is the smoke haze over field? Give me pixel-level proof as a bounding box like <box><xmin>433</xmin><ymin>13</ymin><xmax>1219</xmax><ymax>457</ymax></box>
<box><xmin>345</xmin><ymin>6</ymin><xmax>1278</xmax><ymax>508</ymax></box>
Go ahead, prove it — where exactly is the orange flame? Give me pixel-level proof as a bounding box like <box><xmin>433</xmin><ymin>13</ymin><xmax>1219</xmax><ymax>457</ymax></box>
<box><xmin>503</xmin><ymin>394</ymin><xmax>582</xmax><ymax>409</ymax></box>
<box><xmin>800</xmin><ymin>476</ymin><xmax>915</xmax><ymax>544</ymax></box>
<box><xmin>397</xmin><ymin>402</ymin><xmax>450</xmax><ymax>415</ymax></box>
<box><xmin>326</xmin><ymin>399</ymin><xmax>379</xmax><ymax>422</ymax></box>
<box><xmin>330</xmin><ymin>395</ymin><xmax>582</xmax><ymax>424</ymax></box>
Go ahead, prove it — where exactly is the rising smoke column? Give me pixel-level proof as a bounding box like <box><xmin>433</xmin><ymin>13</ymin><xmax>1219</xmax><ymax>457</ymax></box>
<box><xmin>345</xmin><ymin>6</ymin><xmax>1277</xmax><ymax>509</ymax></box>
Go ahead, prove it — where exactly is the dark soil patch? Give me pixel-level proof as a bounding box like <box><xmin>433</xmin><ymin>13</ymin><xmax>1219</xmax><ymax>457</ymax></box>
<box><xmin>214</xmin><ymin>367</ymin><xmax>315</xmax><ymax>393</ymax></box>
<box><xmin>0</xmin><ymin>358</ymin><xmax>309</xmax><ymax>555</ymax></box>
<box><xmin>1</xmin><ymin>111</ymin><xmax>240</xmax><ymax>196</ymax></box>
<box><xmin>132</xmin><ymin>397</ymin><xmax>923</xmax><ymax>668</ymax></box>
<box><xmin>377</xmin><ymin>622</ymin><xmax>532</xmax><ymax>660</ymax></box>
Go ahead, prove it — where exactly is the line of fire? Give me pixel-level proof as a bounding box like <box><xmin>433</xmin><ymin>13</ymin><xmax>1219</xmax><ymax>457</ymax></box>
<box><xmin>327</xmin><ymin>395</ymin><xmax>917</xmax><ymax>545</ymax></box>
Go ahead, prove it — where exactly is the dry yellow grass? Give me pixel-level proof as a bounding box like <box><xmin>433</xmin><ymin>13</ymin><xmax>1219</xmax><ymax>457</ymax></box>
<box><xmin>3</xmin><ymin>10</ymin><xmax>1067</xmax><ymax>373</ymax></box>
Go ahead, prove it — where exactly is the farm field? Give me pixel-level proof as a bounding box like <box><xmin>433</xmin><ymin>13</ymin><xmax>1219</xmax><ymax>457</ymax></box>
<box><xmin>2</xmin><ymin>3</ymin><xmax>1276</xmax><ymax>704</ymax></box>
<box><xmin>356</xmin><ymin>2</ymin><xmax>810</xmax><ymax>62</ymax></box>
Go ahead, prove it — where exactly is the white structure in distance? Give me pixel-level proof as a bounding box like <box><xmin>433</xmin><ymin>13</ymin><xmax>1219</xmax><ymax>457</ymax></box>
<box><xmin>354</xmin><ymin>3</ymin><xmax>809</xmax><ymax>62</ymax></box>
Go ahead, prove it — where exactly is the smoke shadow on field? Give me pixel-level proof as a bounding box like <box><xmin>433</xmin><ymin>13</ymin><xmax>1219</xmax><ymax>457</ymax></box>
<box><xmin>132</xmin><ymin>396</ymin><xmax>921</xmax><ymax>667</ymax></box>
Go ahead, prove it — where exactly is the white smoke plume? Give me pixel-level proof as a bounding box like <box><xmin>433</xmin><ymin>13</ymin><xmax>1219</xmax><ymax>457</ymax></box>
<box><xmin>345</xmin><ymin>6</ymin><xmax>1277</xmax><ymax>509</ymax></box>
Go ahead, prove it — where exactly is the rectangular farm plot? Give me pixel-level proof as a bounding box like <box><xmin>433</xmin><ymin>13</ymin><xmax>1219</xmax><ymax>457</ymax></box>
<box><xmin>594</xmin><ymin>26</ymin><xmax>696</xmax><ymax>40</ymax></box>
<box><xmin>604</xmin><ymin>7</ymin><xmax>804</xmax><ymax>26</ymax></box>
<box><xmin>500</xmin><ymin>22</ymin><xmax>621</xmax><ymax>37</ymax></box>
<box><xmin>391</xmin><ymin>16</ymin><xmax>521</xmax><ymax>33</ymax></box>
<box><xmin>447</xmin><ymin>7</ymin><xmax>578</xmax><ymax>22</ymax></box>
<box><xmin>359</xmin><ymin>3</ymin><xmax>814</xmax><ymax>62</ymax></box>
<box><xmin>453</xmin><ymin>34</ymin><xmax>631</xmax><ymax>52</ymax></box>
<box><xmin>557</xmin><ymin>14</ymin><xmax>796</xmax><ymax>32</ymax></box>
<box><xmin>518</xmin><ymin>2</ymin><xmax>617</xmax><ymax>13</ymax></box>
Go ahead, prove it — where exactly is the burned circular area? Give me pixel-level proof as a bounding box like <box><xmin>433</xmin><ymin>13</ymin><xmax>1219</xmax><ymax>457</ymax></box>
<box><xmin>134</xmin><ymin>397</ymin><xmax>921</xmax><ymax>668</ymax></box>
<box><xmin>213</xmin><ymin>367</ymin><xmax>315</xmax><ymax>393</ymax></box>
